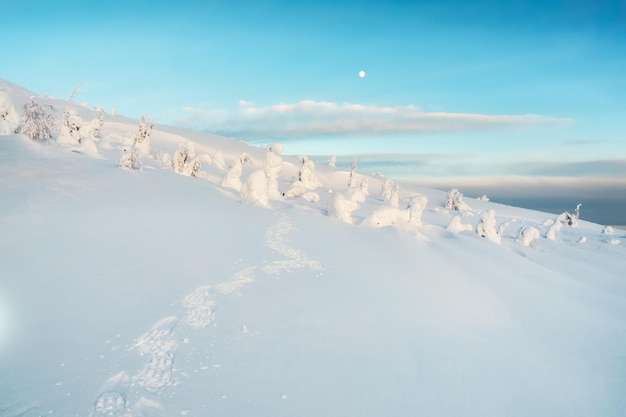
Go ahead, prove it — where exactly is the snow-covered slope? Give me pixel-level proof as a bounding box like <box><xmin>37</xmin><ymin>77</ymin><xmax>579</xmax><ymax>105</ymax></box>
<box><xmin>1</xmin><ymin>80</ymin><xmax>625</xmax><ymax>417</ymax></box>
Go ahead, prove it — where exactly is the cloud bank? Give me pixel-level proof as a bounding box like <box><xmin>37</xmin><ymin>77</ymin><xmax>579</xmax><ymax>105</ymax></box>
<box><xmin>178</xmin><ymin>100</ymin><xmax>570</xmax><ymax>137</ymax></box>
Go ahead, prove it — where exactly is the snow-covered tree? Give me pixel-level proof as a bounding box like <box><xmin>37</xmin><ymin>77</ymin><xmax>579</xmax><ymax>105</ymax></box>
<box><xmin>57</xmin><ymin>109</ymin><xmax>83</xmax><ymax>145</ymax></box>
<box><xmin>445</xmin><ymin>188</ymin><xmax>471</xmax><ymax>211</ymax></box>
<box><xmin>328</xmin><ymin>156</ymin><xmax>336</xmax><ymax>167</ymax></box>
<box><xmin>20</xmin><ymin>99</ymin><xmax>57</xmax><ymax>142</ymax></box>
<box><xmin>241</xmin><ymin>170</ymin><xmax>269</xmax><ymax>206</ymax></box>
<box><xmin>265</xmin><ymin>143</ymin><xmax>283</xmax><ymax>199</ymax></box>
<box><xmin>574</xmin><ymin>203</ymin><xmax>582</xmax><ymax>220</ymax></box>
<box><xmin>348</xmin><ymin>157</ymin><xmax>357</xmax><ymax>187</ymax></box>
<box><xmin>283</xmin><ymin>155</ymin><xmax>320</xmax><ymax>200</ymax></box>
<box><xmin>222</xmin><ymin>153</ymin><xmax>253</xmax><ymax>191</ymax></box>
<box><xmin>476</xmin><ymin>209</ymin><xmax>501</xmax><ymax>244</ymax></box>
<box><xmin>90</xmin><ymin>106</ymin><xmax>104</xmax><ymax>138</ymax></box>
<box><xmin>0</xmin><ymin>91</ymin><xmax>20</xmax><ymax>135</ymax></box>
<box><xmin>136</xmin><ymin>114</ymin><xmax>153</xmax><ymax>156</ymax></box>
<box><xmin>298</xmin><ymin>156</ymin><xmax>320</xmax><ymax>190</ymax></box>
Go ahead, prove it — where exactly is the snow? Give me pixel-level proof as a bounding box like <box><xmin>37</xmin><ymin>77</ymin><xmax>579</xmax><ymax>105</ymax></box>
<box><xmin>1</xmin><ymin>78</ymin><xmax>626</xmax><ymax>417</ymax></box>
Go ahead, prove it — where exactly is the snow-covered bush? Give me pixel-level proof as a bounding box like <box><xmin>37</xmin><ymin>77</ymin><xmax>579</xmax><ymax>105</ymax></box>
<box><xmin>602</xmin><ymin>226</ymin><xmax>614</xmax><ymax>235</ymax></box>
<box><xmin>517</xmin><ymin>226</ymin><xmax>540</xmax><ymax>246</ymax></box>
<box><xmin>407</xmin><ymin>194</ymin><xmax>428</xmax><ymax>226</ymax></box>
<box><xmin>0</xmin><ymin>91</ymin><xmax>20</xmax><ymax>135</ymax></box>
<box><xmin>173</xmin><ymin>141</ymin><xmax>202</xmax><ymax>176</ymax></box>
<box><xmin>265</xmin><ymin>143</ymin><xmax>283</xmax><ymax>199</ymax></box>
<box><xmin>445</xmin><ymin>188</ymin><xmax>471</xmax><ymax>211</ymax></box>
<box><xmin>119</xmin><ymin>137</ymin><xmax>142</xmax><ymax>171</ymax></box>
<box><xmin>328</xmin><ymin>188</ymin><xmax>366</xmax><ymax>224</ymax></box>
<box><xmin>241</xmin><ymin>170</ymin><xmax>269</xmax><ymax>206</ymax></box>
<box><xmin>328</xmin><ymin>156</ymin><xmax>336</xmax><ymax>167</ymax></box>
<box><xmin>20</xmin><ymin>99</ymin><xmax>57</xmax><ymax>142</ymax></box>
<box><xmin>57</xmin><ymin>109</ymin><xmax>83</xmax><ymax>145</ymax></box>
<box><xmin>476</xmin><ymin>209</ymin><xmax>501</xmax><ymax>244</ymax></box>
<box><xmin>446</xmin><ymin>216</ymin><xmax>473</xmax><ymax>233</ymax></box>
<box><xmin>222</xmin><ymin>153</ymin><xmax>253</xmax><ymax>191</ymax></box>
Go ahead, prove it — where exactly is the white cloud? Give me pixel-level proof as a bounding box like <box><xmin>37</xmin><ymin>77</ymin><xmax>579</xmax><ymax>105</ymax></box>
<box><xmin>178</xmin><ymin>100</ymin><xmax>571</xmax><ymax>137</ymax></box>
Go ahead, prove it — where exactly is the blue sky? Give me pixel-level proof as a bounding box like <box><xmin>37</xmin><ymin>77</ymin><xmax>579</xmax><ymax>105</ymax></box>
<box><xmin>2</xmin><ymin>0</ymin><xmax>625</xmax><ymax>222</ymax></box>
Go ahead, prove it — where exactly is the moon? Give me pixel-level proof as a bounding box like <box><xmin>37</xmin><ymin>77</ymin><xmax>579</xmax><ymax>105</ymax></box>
<box><xmin>359</xmin><ymin>70</ymin><xmax>366</xmax><ymax>78</ymax></box>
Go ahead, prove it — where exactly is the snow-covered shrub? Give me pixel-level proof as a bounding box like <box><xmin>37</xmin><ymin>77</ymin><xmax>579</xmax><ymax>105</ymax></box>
<box><xmin>264</xmin><ymin>143</ymin><xmax>283</xmax><ymax>199</ymax></box>
<box><xmin>517</xmin><ymin>226</ymin><xmax>540</xmax><ymax>246</ymax></box>
<box><xmin>241</xmin><ymin>170</ymin><xmax>269</xmax><ymax>206</ymax></box>
<box><xmin>0</xmin><ymin>91</ymin><xmax>20</xmax><ymax>135</ymax></box>
<box><xmin>602</xmin><ymin>226</ymin><xmax>614</xmax><ymax>235</ymax></box>
<box><xmin>447</xmin><ymin>216</ymin><xmax>473</xmax><ymax>233</ymax></box>
<box><xmin>173</xmin><ymin>141</ymin><xmax>202</xmax><ymax>176</ymax></box>
<box><xmin>445</xmin><ymin>188</ymin><xmax>471</xmax><ymax>211</ymax></box>
<box><xmin>407</xmin><ymin>194</ymin><xmax>428</xmax><ymax>226</ymax></box>
<box><xmin>119</xmin><ymin>137</ymin><xmax>142</xmax><ymax>171</ymax></box>
<box><xmin>213</xmin><ymin>151</ymin><xmax>226</xmax><ymax>171</ymax></box>
<box><xmin>82</xmin><ymin>106</ymin><xmax>104</xmax><ymax>140</ymax></box>
<box><xmin>20</xmin><ymin>99</ymin><xmax>56</xmax><ymax>142</ymax></box>
<box><xmin>328</xmin><ymin>188</ymin><xmax>366</xmax><ymax>224</ymax></box>
<box><xmin>557</xmin><ymin>211</ymin><xmax>578</xmax><ymax>227</ymax></box>
<box><xmin>476</xmin><ymin>209</ymin><xmax>501</xmax><ymax>244</ymax></box>
<box><xmin>328</xmin><ymin>156</ymin><xmax>336</xmax><ymax>167</ymax></box>
<box><xmin>57</xmin><ymin>109</ymin><xmax>83</xmax><ymax>145</ymax></box>
<box><xmin>222</xmin><ymin>153</ymin><xmax>253</xmax><ymax>191</ymax></box>
<box><xmin>160</xmin><ymin>152</ymin><xmax>172</xmax><ymax>169</ymax></box>
<box><xmin>478</xmin><ymin>195</ymin><xmax>490</xmax><ymax>201</ymax></box>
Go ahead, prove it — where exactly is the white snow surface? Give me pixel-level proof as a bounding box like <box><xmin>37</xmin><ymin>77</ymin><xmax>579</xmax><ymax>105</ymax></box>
<box><xmin>1</xmin><ymin>79</ymin><xmax>626</xmax><ymax>417</ymax></box>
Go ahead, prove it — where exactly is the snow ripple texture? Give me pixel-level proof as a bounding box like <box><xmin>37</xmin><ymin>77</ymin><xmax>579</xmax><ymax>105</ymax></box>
<box><xmin>89</xmin><ymin>212</ymin><xmax>322</xmax><ymax>416</ymax></box>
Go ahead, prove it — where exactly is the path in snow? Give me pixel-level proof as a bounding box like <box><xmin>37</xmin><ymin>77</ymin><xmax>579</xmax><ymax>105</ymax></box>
<box><xmin>89</xmin><ymin>211</ymin><xmax>323</xmax><ymax>416</ymax></box>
